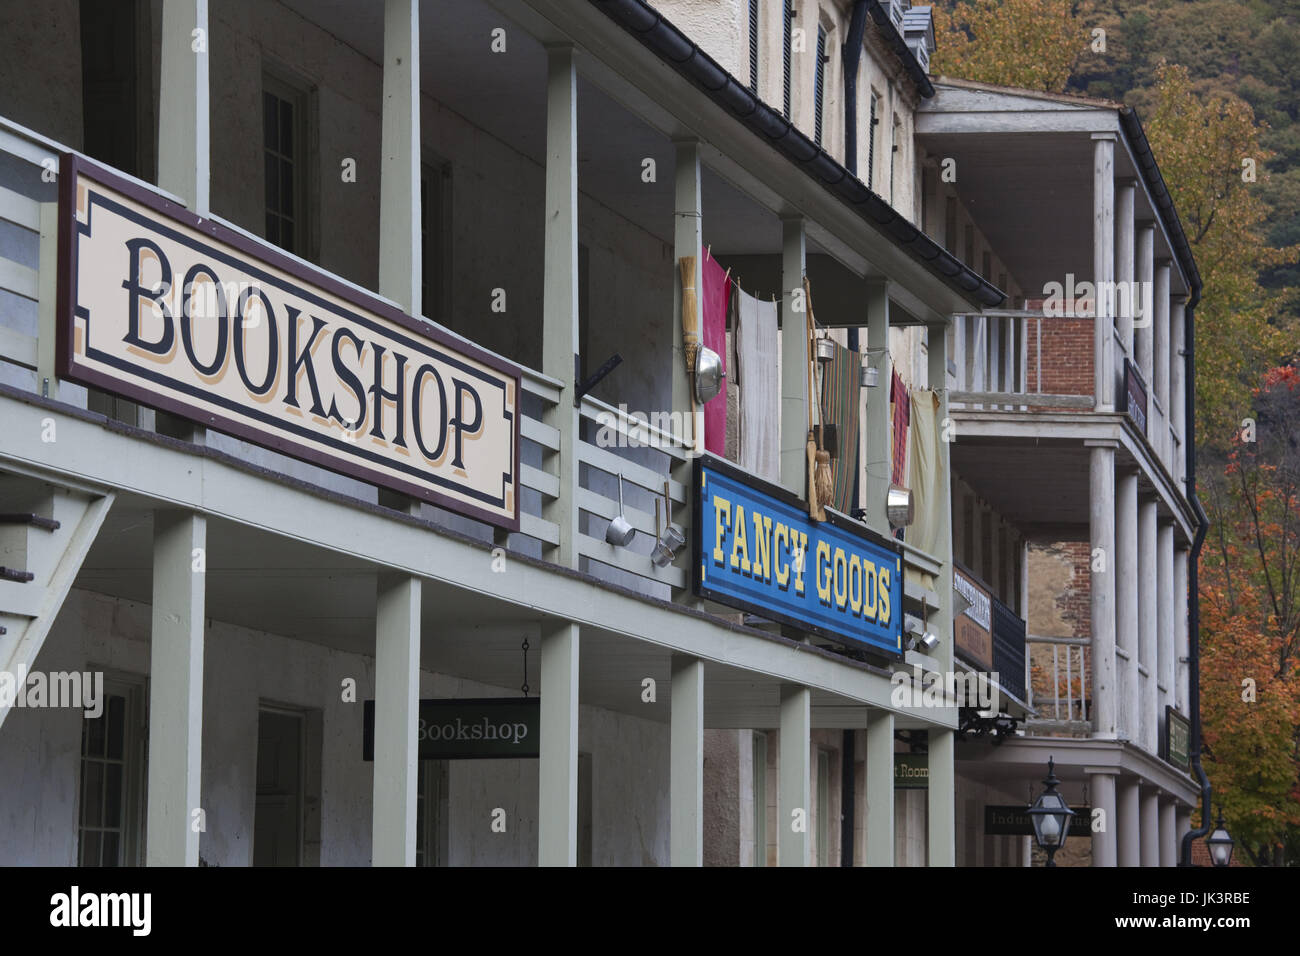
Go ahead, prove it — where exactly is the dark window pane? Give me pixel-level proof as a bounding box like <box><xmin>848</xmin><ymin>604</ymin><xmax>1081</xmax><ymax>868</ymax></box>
<box><xmin>86</xmin><ymin>712</ymin><xmax>106</xmax><ymax>758</ymax></box>
<box><xmin>80</xmin><ymin>830</ymin><xmax>101</xmax><ymax>867</ymax></box>
<box><xmin>263</xmin><ymin>92</ymin><xmax>277</xmax><ymax>151</ymax></box>
<box><xmin>104</xmin><ymin>762</ymin><xmax>123</xmax><ymax>827</ymax></box>
<box><xmin>265</xmin><ymin>153</ymin><xmax>279</xmax><ymax>211</ymax></box>
<box><xmin>281</xmin><ymin>161</ymin><xmax>294</xmax><ymax>217</ymax></box>
<box><xmin>280</xmin><ymin>99</ymin><xmax>293</xmax><ymax>156</ymax></box>
<box><xmin>101</xmin><ymin>831</ymin><xmax>120</xmax><ymax>867</ymax></box>
<box><xmin>82</xmin><ymin>761</ymin><xmax>103</xmax><ymax>828</ymax></box>
<box><xmin>106</xmin><ymin>695</ymin><xmax>125</xmax><ymax>760</ymax></box>
<box><xmin>266</xmin><ymin>214</ymin><xmax>279</xmax><ymax>247</ymax></box>
<box><xmin>282</xmin><ymin>220</ymin><xmax>294</xmax><ymax>252</ymax></box>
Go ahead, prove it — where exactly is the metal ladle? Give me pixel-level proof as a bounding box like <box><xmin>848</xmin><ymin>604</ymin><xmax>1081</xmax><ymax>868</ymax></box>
<box><xmin>605</xmin><ymin>472</ymin><xmax>635</xmax><ymax>547</ymax></box>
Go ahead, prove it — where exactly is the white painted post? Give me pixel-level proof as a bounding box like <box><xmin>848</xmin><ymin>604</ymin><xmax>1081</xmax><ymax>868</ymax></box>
<box><xmin>1171</xmin><ymin>297</ymin><xmax>1187</xmax><ymax>483</ymax></box>
<box><xmin>864</xmin><ymin>708</ymin><xmax>893</xmax><ymax>867</ymax></box>
<box><xmin>778</xmin><ymin>684</ymin><xmax>811</xmax><ymax>866</ymax></box>
<box><xmin>670</xmin><ymin>655</ymin><xmax>704</xmax><ymax>866</ymax></box>
<box><xmin>1138</xmin><ymin>498</ymin><xmax>1158</xmax><ymax>753</ymax></box>
<box><xmin>864</xmin><ymin>280</ymin><xmax>891</xmax><ymax>533</ymax></box>
<box><xmin>1117</xmin><ymin>777</ymin><xmax>1141</xmax><ymax>867</ymax></box>
<box><xmin>145</xmin><ymin>510</ymin><xmax>206</xmax><ymax>866</ymax></box>
<box><xmin>542</xmin><ymin>45</ymin><xmax>580</xmax><ymax>567</ymax></box>
<box><xmin>780</xmin><ymin>218</ymin><xmax>808</xmax><ymax>494</ymax></box>
<box><xmin>1154</xmin><ymin>261</ymin><xmax>1171</xmax><ymax>463</ymax></box>
<box><xmin>372</xmin><ymin>571</ymin><xmax>420</xmax><ymax>866</ymax></box>
<box><xmin>675</xmin><ymin>141</ymin><xmax>704</xmax><ymax>453</ymax></box>
<box><xmin>538</xmin><ymin>621</ymin><xmax>579</xmax><ymax>866</ymax></box>
<box><xmin>1088</xmin><ymin>768</ymin><xmax>1118</xmax><ymax>867</ymax></box>
<box><xmin>1158</xmin><ymin>521</ymin><xmax>1175</xmax><ymax>732</ymax></box>
<box><xmin>1116</xmin><ymin>181</ymin><xmax>1136</xmax><ymax>359</ymax></box>
<box><xmin>156</xmin><ymin>0</ymin><xmax>210</xmax><ymax>443</ymax></box>
<box><xmin>370</xmin><ymin>0</ymin><xmax>423</xmax><ymax>868</ymax></box>
<box><xmin>158</xmin><ymin>0</ymin><xmax>209</xmax><ymax>216</ymax></box>
<box><xmin>927</xmin><ymin>729</ymin><xmax>955</xmax><ymax>866</ymax></box>
<box><xmin>1092</xmin><ymin>134</ymin><xmax>1115</xmax><ymax>411</ymax></box>
<box><xmin>379</xmin><ymin>0</ymin><xmax>421</xmax><ymax>316</ymax></box>
<box><xmin>1088</xmin><ymin>443</ymin><xmax>1117</xmax><ymax>738</ymax></box>
<box><xmin>1136</xmin><ymin>224</ymin><xmax>1155</xmax><ymax>433</ymax></box>
<box><xmin>1174</xmin><ymin>547</ymin><xmax>1190</xmax><ymax>712</ymax></box>
<box><xmin>1140</xmin><ymin>787</ymin><xmax>1160</xmax><ymax>866</ymax></box>
<box><xmin>1159</xmin><ymin>797</ymin><xmax>1177</xmax><ymax>867</ymax></box>
<box><xmin>1116</xmin><ymin>471</ymin><xmax>1139</xmax><ymax>739</ymax></box>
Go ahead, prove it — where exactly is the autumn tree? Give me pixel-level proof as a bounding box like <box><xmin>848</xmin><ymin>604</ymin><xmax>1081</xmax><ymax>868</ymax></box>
<box><xmin>1200</xmin><ymin>366</ymin><xmax>1300</xmax><ymax>864</ymax></box>
<box><xmin>1142</xmin><ymin>63</ymin><xmax>1299</xmax><ymax>454</ymax></box>
<box><xmin>930</xmin><ymin>0</ymin><xmax>1090</xmax><ymax>93</ymax></box>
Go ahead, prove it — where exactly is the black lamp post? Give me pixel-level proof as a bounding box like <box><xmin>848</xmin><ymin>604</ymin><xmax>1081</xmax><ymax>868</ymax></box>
<box><xmin>1206</xmin><ymin>810</ymin><xmax>1235</xmax><ymax>867</ymax></box>
<box><xmin>1027</xmin><ymin>757</ymin><xmax>1075</xmax><ymax>867</ymax></box>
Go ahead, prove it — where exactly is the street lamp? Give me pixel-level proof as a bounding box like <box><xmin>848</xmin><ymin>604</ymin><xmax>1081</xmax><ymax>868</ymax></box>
<box><xmin>1207</xmin><ymin>810</ymin><xmax>1235</xmax><ymax>868</ymax></box>
<box><xmin>1027</xmin><ymin>757</ymin><xmax>1075</xmax><ymax>867</ymax></box>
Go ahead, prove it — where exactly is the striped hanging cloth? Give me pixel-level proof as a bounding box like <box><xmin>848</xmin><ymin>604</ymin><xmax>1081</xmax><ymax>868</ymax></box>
<box><xmin>819</xmin><ymin>341</ymin><xmax>861</xmax><ymax>514</ymax></box>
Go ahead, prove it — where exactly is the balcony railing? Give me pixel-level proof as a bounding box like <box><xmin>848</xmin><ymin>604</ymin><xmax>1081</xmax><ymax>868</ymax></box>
<box><xmin>0</xmin><ymin>118</ymin><xmax>947</xmax><ymax>640</ymax></box>
<box><xmin>1025</xmin><ymin>634</ymin><xmax>1091</xmax><ymax>734</ymax></box>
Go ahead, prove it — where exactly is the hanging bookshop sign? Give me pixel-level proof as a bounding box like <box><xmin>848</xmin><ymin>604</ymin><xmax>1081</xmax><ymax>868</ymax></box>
<box><xmin>693</xmin><ymin>457</ymin><xmax>903</xmax><ymax>658</ymax></box>
<box><xmin>55</xmin><ymin>155</ymin><xmax>519</xmax><ymax>529</ymax></box>
<box><xmin>362</xmin><ymin>698</ymin><xmax>540</xmax><ymax>760</ymax></box>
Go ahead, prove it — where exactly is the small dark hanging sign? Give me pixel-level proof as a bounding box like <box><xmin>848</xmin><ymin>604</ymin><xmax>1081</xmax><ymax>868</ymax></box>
<box><xmin>362</xmin><ymin>697</ymin><xmax>540</xmax><ymax>760</ymax></box>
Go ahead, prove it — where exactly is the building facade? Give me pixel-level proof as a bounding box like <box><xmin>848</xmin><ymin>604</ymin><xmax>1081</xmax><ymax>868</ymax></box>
<box><xmin>0</xmin><ymin>0</ymin><xmax>1200</xmax><ymax>866</ymax></box>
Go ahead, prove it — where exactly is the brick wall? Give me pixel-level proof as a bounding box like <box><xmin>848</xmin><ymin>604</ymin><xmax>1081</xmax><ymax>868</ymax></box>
<box><xmin>1023</xmin><ymin>317</ymin><xmax>1095</xmax><ymax>398</ymax></box>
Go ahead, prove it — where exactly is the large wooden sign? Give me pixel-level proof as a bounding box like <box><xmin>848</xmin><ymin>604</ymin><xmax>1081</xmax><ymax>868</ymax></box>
<box><xmin>56</xmin><ymin>155</ymin><xmax>519</xmax><ymax>529</ymax></box>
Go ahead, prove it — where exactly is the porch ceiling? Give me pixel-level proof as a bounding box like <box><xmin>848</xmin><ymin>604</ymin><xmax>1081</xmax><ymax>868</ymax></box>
<box><xmin>951</xmin><ymin>436</ymin><xmax>1093</xmax><ymax>532</ymax></box>
<box><xmin>279</xmin><ymin>0</ymin><xmax>820</xmax><ymax>258</ymax></box>
<box><xmin>67</xmin><ymin>496</ymin><xmax>907</xmax><ymax>730</ymax></box>
<box><xmin>917</xmin><ymin>132</ymin><xmax>1098</xmax><ymax>297</ymax></box>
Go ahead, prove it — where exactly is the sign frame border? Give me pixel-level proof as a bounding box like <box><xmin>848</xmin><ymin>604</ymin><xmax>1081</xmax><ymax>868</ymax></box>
<box><xmin>55</xmin><ymin>152</ymin><xmax>522</xmax><ymax>532</ymax></box>
<box><xmin>691</xmin><ymin>452</ymin><xmax>904</xmax><ymax>662</ymax></box>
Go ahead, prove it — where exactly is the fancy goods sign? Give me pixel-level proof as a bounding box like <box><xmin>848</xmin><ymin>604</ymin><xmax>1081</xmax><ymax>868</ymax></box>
<box><xmin>693</xmin><ymin>457</ymin><xmax>903</xmax><ymax>658</ymax></box>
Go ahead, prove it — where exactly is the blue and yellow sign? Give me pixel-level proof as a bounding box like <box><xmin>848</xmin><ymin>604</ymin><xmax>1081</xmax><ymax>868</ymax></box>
<box><xmin>692</xmin><ymin>458</ymin><xmax>903</xmax><ymax>658</ymax></box>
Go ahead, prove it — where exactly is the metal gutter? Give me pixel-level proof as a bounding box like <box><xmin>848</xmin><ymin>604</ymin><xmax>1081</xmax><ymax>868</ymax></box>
<box><xmin>588</xmin><ymin>0</ymin><xmax>1005</xmax><ymax>308</ymax></box>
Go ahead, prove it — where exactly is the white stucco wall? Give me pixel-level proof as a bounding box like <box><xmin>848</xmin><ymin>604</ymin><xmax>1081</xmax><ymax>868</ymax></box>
<box><xmin>0</xmin><ymin>587</ymin><xmax>670</xmax><ymax>866</ymax></box>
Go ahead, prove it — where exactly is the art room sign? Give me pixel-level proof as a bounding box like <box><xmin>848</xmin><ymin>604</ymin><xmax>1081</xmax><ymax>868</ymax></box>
<box><xmin>55</xmin><ymin>155</ymin><xmax>520</xmax><ymax>529</ymax></box>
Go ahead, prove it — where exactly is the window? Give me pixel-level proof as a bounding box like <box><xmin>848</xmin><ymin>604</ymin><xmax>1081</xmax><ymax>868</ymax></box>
<box><xmin>80</xmin><ymin>0</ymin><xmax>152</xmax><ymax>181</ymax></box>
<box><xmin>263</xmin><ymin>73</ymin><xmax>310</xmax><ymax>256</ymax></box>
<box><xmin>421</xmin><ymin>157</ymin><xmax>453</xmax><ymax>321</ymax></box>
<box><xmin>748</xmin><ymin>0</ymin><xmax>760</xmax><ymax>94</ymax></box>
<box><xmin>752</xmin><ymin>732</ymin><xmax>768</xmax><ymax>866</ymax></box>
<box><xmin>416</xmin><ymin>760</ymin><xmax>448</xmax><ymax>867</ymax></box>
<box><xmin>78</xmin><ymin>677</ymin><xmax>146</xmax><ymax>867</ymax></box>
<box><xmin>813</xmin><ymin>25</ymin><xmax>827</xmax><ymax>146</ymax></box>
<box><xmin>782</xmin><ymin>0</ymin><xmax>793</xmax><ymax>118</ymax></box>
<box><xmin>253</xmin><ymin>707</ymin><xmax>304</xmax><ymax>866</ymax></box>
<box><xmin>868</xmin><ymin>93</ymin><xmax>880</xmax><ymax>189</ymax></box>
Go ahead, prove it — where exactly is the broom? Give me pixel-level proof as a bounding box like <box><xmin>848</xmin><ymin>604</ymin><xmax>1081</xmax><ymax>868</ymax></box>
<box><xmin>805</xmin><ymin>277</ymin><xmax>835</xmax><ymax>511</ymax></box>
<box><xmin>679</xmin><ymin>255</ymin><xmax>702</xmax><ymax>454</ymax></box>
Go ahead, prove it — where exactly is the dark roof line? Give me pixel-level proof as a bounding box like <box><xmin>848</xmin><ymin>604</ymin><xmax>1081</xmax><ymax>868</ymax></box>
<box><xmin>588</xmin><ymin>0</ymin><xmax>1006</xmax><ymax>309</ymax></box>
<box><xmin>864</xmin><ymin>0</ymin><xmax>936</xmax><ymax>98</ymax></box>
<box><xmin>1118</xmin><ymin>108</ymin><xmax>1203</xmax><ymax>299</ymax></box>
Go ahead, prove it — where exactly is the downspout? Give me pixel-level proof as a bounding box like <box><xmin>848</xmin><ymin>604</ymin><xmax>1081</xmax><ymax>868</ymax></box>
<box><xmin>1179</xmin><ymin>288</ymin><xmax>1212</xmax><ymax>865</ymax></box>
<box><xmin>842</xmin><ymin>1</ymin><xmax>870</xmax><ymax>178</ymax></box>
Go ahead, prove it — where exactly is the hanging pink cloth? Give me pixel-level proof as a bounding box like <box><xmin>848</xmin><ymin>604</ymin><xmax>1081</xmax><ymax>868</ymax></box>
<box><xmin>701</xmin><ymin>249</ymin><xmax>731</xmax><ymax>455</ymax></box>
